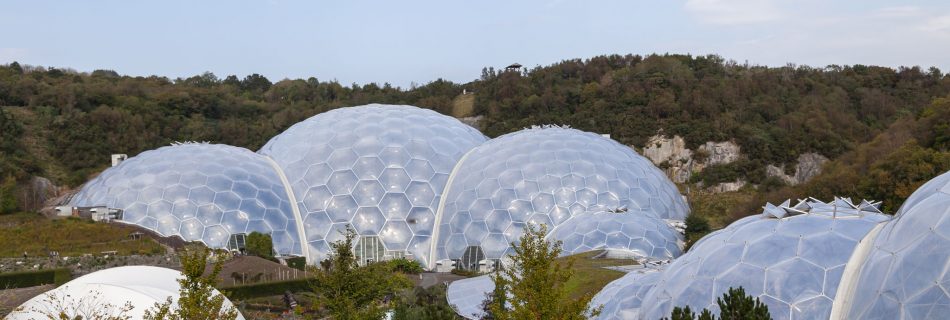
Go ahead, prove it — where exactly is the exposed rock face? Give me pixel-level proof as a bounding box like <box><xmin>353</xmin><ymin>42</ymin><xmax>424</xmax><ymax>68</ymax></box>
<box><xmin>766</xmin><ymin>153</ymin><xmax>829</xmax><ymax>185</ymax></box>
<box><xmin>707</xmin><ymin>179</ymin><xmax>746</xmax><ymax>193</ymax></box>
<box><xmin>22</xmin><ymin>176</ymin><xmax>62</xmax><ymax>211</ymax></box>
<box><xmin>640</xmin><ymin>135</ymin><xmax>741</xmax><ymax>184</ymax></box>
<box><xmin>458</xmin><ymin>115</ymin><xmax>483</xmax><ymax>130</ymax></box>
<box><xmin>698</xmin><ymin>141</ymin><xmax>740</xmax><ymax>166</ymax></box>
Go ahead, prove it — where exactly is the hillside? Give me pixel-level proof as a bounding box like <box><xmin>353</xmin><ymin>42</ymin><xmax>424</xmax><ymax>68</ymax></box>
<box><xmin>0</xmin><ymin>55</ymin><xmax>948</xmax><ymax>221</ymax></box>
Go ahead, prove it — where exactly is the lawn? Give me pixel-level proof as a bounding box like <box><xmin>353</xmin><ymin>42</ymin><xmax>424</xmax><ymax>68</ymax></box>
<box><xmin>0</xmin><ymin>213</ymin><xmax>164</xmax><ymax>258</ymax></box>
<box><xmin>558</xmin><ymin>250</ymin><xmax>635</xmax><ymax>301</ymax></box>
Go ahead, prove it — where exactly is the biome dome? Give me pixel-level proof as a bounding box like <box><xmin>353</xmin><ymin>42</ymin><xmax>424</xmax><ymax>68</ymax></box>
<box><xmin>71</xmin><ymin>143</ymin><xmax>302</xmax><ymax>255</ymax></box>
<box><xmin>432</xmin><ymin>126</ymin><xmax>688</xmax><ymax>269</ymax></box>
<box><xmin>638</xmin><ymin>198</ymin><xmax>890</xmax><ymax>320</ymax></box>
<box><xmin>6</xmin><ymin>266</ymin><xmax>244</xmax><ymax>320</ymax></box>
<box><xmin>547</xmin><ymin>210</ymin><xmax>682</xmax><ymax>259</ymax></box>
<box><xmin>259</xmin><ymin>104</ymin><xmax>488</xmax><ymax>266</ymax></box>
<box><xmin>835</xmin><ymin>170</ymin><xmax>950</xmax><ymax>319</ymax></box>
<box><xmin>591</xmin><ymin>268</ymin><xmax>665</xmax><ymax>320</ymax></box>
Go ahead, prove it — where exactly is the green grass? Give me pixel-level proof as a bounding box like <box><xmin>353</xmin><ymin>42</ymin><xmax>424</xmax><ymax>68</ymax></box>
<box><xmin>558</xmin><ymin>251</ymin><xmax>633</xmax><ymax>300</ymax></box>
<box><xmin>687</xmin><ymin>189</ymin><xmax>756</xmax><ymax>229</ymax></box>
<box><xmin>0</xmin><ymin>213</ymin><xmax>164</xmax><ymax>257</ymax></box>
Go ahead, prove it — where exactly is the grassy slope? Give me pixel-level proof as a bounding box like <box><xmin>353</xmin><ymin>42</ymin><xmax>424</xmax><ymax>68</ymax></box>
<box><xmin>0</xmin><ymin>213</ymin><xmax>163</xmax><ymax>257</ymax></box>
<box><xmin>451</xmin><ymin>94</ymin><xmax>476</xmax><ymax>118</ymax></box>
<box><xmin>559</xmin><ymin>250</ymin><xmax>632</xmax><ymax>301</ymax></box>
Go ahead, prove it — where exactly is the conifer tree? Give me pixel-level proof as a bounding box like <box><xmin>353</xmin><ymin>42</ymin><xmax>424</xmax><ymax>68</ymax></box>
<box><xmin>488</xmin><ymin>224</ymin><xmax>599</xmax><ymax>320</ymax></box>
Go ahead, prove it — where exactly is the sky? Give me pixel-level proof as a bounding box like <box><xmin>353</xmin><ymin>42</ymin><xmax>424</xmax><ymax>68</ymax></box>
<box><xmin>1</xmin><ymin>0</ymin><xmax>949</xmax><ymax>87</ymax></box>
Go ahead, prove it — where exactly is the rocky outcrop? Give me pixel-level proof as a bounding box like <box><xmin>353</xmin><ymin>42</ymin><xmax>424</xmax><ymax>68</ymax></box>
<box><xmin>765</xmin><ymin>153</ymin><xmax>829</xmax><ymax>185</ymax></box>
<box><xmin>458</xmin><ymin>115</ymin><xmax>483</xmax><ymax>130</ymax></box>
<box><xmin>707</xmin><ymin>179</ymin><xmax>746</xmax><ymax>193</ymax></box>
<box><xmin>640</xmin><ymin>135</ymin><xmax>741</xmax><ymax>185</ymax></box>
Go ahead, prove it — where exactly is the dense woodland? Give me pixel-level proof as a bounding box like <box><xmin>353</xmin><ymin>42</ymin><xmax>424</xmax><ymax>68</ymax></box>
<box><xmin>0</xmin><ymin>54</ymin><xmax>948</xmax><ymax>219</ymax></box>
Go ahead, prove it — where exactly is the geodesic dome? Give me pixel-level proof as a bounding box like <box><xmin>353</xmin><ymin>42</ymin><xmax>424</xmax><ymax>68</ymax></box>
<box><xmin>71</xmin><ymin>143</ymin><xmax>301</xmax><ymax>255</ymax></box>
<box><xmin>836</xmin><ymin>171</ymin><xmax>950</xmax><ymax>319</ymax></box>
<box><xmin>591</xmin><ymin>268</ymin><xmax>664</xmax><ymax>320</ymax></box>
<box><xmin>638</xmin><ymin>198</ymin><xmax>890</xmax><ymax>320</ymax></box>
<box><xmin>447</xmin><ymin>274</ymin><xmax>495</xmax><ymax>319</ymax></box>
<box><xmin>548</xmin><ymin>210</ymin><xmax>682</xmax><ymax>259</ymax></box>
<box><xmin>259</xmin><ymin>104</ymin><xmax>487</xmax><ymax>266</ymax></box>
<box><xmin>6</xmin><ymin>266</ymin><xmax>244</xmax><ymax>320</ymax></box>
<box><xmin>432</xmin><ymin>126</ymin><xmax>688</xmax><ymax>268</ymax></box>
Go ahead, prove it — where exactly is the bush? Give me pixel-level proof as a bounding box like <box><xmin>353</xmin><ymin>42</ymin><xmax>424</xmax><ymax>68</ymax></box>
<box><xmin>450</xmin><ymin>268</ymin><xmax>481</xmax><ymax>277</ymax></box>
<box><xmin>388</xmin><ymin>258</ymin><xmax>424</xmax><ymax>274</ymax></box>
<box><xmin>285</xmin><ymin>256</ymin><xmax>307</xmax><ymax>271</ymax></box>
<box><xmin>0</xmin><ymin>268</ymin><xmax>72</xmax><ymax>288</ymax></box>
<box><xmin>245</xmin><ymin>232</ymin><xmax>274</xmax><ymax>260</ymax></box>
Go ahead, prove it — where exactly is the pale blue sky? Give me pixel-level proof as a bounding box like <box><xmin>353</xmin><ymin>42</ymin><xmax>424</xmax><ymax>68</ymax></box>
<box><xmin>2</xmin><ymin>0</ymin><xmax>949</xmax><ymax>87</ymax></box>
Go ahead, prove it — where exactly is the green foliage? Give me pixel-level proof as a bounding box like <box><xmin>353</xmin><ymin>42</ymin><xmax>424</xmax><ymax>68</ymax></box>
<box><xmin>717</xmin><ymin>287</ymin><xmax>771</xmax><ymax>320</ymax></box>
<box><xmin>0</xmin><ymin>268</ymin><xmax>72</xmax><ymax>289</ymax></box>
<box><xmin>668</xmin><ymin>306</ymin><xmax>714</xmax><ymax>320</ymax></box>
<box><xmin>859</xmin><ymin>140</ymin><xmax>950</xmax><ymax>212</ymax></box>
<box><xmin>450</xmin><ymin>268</ymin><xmax>481</xmax><ymax>277</ymax></box>
<box><xmin>145</xmin><ymin>245</ymin><xmax>239</xmax><ymax>320</ymax></box>
<box><xmin>387</xmin><ymin>257</ymin><xmax>424</xmax><ymax>274</ymax></box>
<box><xmin>308</xmin><ymin>225</ymin><xmax>412</xmax><ymax>320</ymax></box>
<box><xmin>0</xmin><ymin>175</ymin><xmax>17</xmax><ymax>214</ymax></box>
<box><xmin>285</xmin><ymin>256</ymin><xmax>307</xmax><ymax>271</ymax></box>
<box><xmin>220</xmin><ymin>278</ymin><xmax>312</xmax><ymax>300</ymax></box>
<box><xmin>392</xmin><ymin>285</ymin><xmax>461</xmax><ymax>320</ymax></box>
<box><xmin>684</xmin><ymin>213</ymin><xmax>711</xmax><ymax>249</ymax></box>
<box><xmin>488</xmin><ymin>224</ymin><xmax>599</xmax><ymax>320</ymax></box>
<box><xmin>665</xmin><ymin>287</ymin><xmax>770</xmax><ymax>320</ymax></box>
<box><xmin>244</xmin><ymin>231</ymin><xmax>274</xmax><ymax>260</ymax></box>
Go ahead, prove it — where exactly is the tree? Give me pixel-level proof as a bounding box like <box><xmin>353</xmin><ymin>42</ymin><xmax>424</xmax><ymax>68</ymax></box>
<box><xmin>665</xmin><ymin>287</ymin><xmax>771</xmax><ymax>320</ymax></box>
<box><xmin>488</xmin><ymin>224</ymin><xmax>599</xmax><ymax>320</ymax></box>
<box><xmin>244</xmin><ymin>231</ymin><xmax>274</xmax><ymax>260</ymax></box>
<box><xmin>0</xmin><ymin>175</ymin><xmax>17</xmax><ymax>214</ymax></box>
<box><xmin>668</xmin><ymin>306</ymin><xmax>714</xmax><ymax>320</ymax></box>
<box><xmin>309</xmin><ymin>225</ymin><xmax>411</xmax><ymax>319</ymax></box>
<box><xmin>144</xmin><ymin>245</ymin><xmax>239</xmax><ymax>320</ymax></box>
<box><xmin>392</xmin><ymin>285</ymin><xmax>461</xmax><ymax>320</ymax></box>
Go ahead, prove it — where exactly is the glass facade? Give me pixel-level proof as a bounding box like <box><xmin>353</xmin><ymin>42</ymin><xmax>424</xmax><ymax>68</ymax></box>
<box><xmin>434</xmin><ymin>127</ymin><xmax>688</xmax><ymax>265</ymax></box>
<box><xmin>259</xmin><ymin>104</ymin><xmax>487</xmax><ymax>266</ymax></box>
<box><xmin>71</xmin><ymin>143</ymin><xmax>301</xmax><ymax>255</ymax></box>
<box><xmin>637</xmin><ymin>198</ymin><xmax>890</xmax><ymax>320</ymax></box>
<box><xmin>842</xmin><ymin>171</ymin><xmax>950</xmax><ymax>319</ymax></box>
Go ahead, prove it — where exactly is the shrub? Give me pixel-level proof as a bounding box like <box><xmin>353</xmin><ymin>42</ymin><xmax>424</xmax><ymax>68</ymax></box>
<box><xmin>0</xmin><ymin>268</ymin><xmax>72</xmax><ymax>288</ymax></box>
<box><xmin>388</xmin><ymin>258</ymin><xmax>424</xmax><ymax>274</ymax></box>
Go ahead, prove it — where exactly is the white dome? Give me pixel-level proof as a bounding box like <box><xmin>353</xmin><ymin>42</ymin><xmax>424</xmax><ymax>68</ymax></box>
<box><xmin>71</xmin><ymin>143</ymin><xmax>301</xmax><ymax>255</ymax></box>
<box><xmin>837</xmin><ymin>171</ymin><xmax>950</xmax><ymax>319</ymax></box>
<box><xmin>638</xmin><ymin>198</ymin><xmax>890</xmax><ymax>320</ymax></box>
<box><xmin>259</xmin><ymin>104</ymin><xmax>487</xmax><ymax>266</ymax></box>
<box><xmin>6</xmin><ymin>266</ymin><xmax>244</xmax><ymax>320</ymax></box>
<box><xmin>548</xmin><ymin>211</ymin><xmax>682</xmax><ymax>260</ymax></box>
<box><xmin>432</xmin><ymin>127</ymin><xmax>687</xmax><ymax>268</ymax></box>
<box><xmin>591</xmin><ymin>269</ymin><xmax>664</xmax><ymax>320</ymax></box>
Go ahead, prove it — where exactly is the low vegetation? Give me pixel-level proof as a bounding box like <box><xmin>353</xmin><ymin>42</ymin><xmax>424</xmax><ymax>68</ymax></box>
<box><xmin>0</xmin><ymin>213</ymin><xmax>163</xmax><ymax>258</ymax></box>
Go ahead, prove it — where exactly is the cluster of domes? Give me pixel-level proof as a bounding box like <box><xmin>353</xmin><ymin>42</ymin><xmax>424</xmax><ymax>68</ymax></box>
<box><xmin>432</xmin><ymin>126</ymin><xmax>687</xmax><ymax>268</ymax></box>
<box><xmin>71</xmin><ymin>104</ymin><xmax>688</xmax><ymax>268</ymax></box>
<box><xmin>593</xmin><ymin>170</ymin><xmax>950</xmax><ymax>320</ymax></box>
